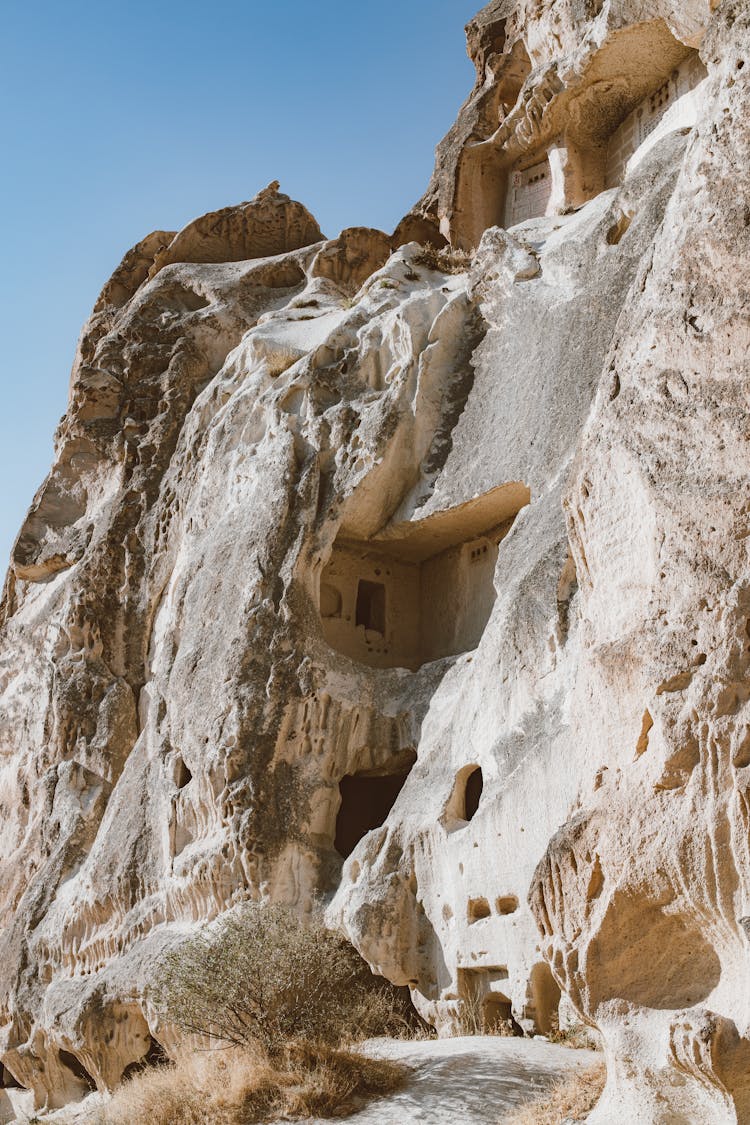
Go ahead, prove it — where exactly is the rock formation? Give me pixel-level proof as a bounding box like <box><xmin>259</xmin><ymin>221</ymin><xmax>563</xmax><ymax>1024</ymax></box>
<box><xmin>1</xmin><ymin>2</ymin><xmax>748</xmax><ymax>1122</ymax></box>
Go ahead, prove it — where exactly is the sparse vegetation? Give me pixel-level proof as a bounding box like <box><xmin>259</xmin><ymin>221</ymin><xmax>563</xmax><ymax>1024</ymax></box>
<box><xmin>94</xmin><ymin>904</ymin><xmax>421</xmax><ymax>1123</ymax></box>
<box><xmin>503</xmin><ymin>1062</ymin><xmax>606</xmax><ymax>1124</ymax></box>
<box><xmin>152</xmin><ymin>903</ymin><xmax>419</xmax><ymax>1056</ymax></box>
<box><xmin>456</xmin><ymin>984</ymin><xmax>521</xmax><ymax>1038</ymax></box>
<box><xmin>97</xmin><ymin>1043</ymin><xmax>406</xmax><ymax>1125</ymax></box>
<box><xmin>413</xmin><ymin>243</ymin><xmax>474</xmax><ymax>275</ymax></box>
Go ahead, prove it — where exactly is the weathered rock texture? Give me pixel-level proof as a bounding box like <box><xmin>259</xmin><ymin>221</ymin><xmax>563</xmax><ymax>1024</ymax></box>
<box><xmin>0</xmin><ymin>3</ymin><xmax>748</xmax><ymax>1122</ymax></box>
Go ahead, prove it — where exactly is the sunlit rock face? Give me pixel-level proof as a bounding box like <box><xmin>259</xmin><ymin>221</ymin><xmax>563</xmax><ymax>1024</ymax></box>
<box><xmin>0</xmin><ymin>3</ymin><xmax>747</xmax><ymax>1121</ymax></box>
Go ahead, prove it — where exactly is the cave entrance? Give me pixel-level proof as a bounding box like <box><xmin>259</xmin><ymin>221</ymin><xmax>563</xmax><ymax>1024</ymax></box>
<box><xmin>605</xmin><ymin>52</ymin><xmax>706</xmax><ymax>187</ymax></box>
<box><xmin>320</xmin><ymin>483</ymin><xmax>530</xmax><ymax>671</ymax></box>
<box><xmin>458</xmin><ymin>967</ymin><xmax>523</xmax><ymax>1036</ymax></box>
<box><xmin>335</xmin><ymin>757</ymin><xmax>416</xmax><ymax>859</ymax></box>
<box><xmin>121</xmin><ymin>1037</ymin><xmax>168</xmax><ymax>1083</ymax></box>
<box><xmin>0</xmin><ymin>1064</ymin><xmax>23</xmax><ymax>1089</ymax></box>
<box><xmin>59</xmin><ymin>1050</ymin><xmax>96</xmax><ymax>1092</ymax></box>
<box><xmin>529</xmin><ymin>962</ymin><xmax>561</xmax><ymax>1036</ymax></box>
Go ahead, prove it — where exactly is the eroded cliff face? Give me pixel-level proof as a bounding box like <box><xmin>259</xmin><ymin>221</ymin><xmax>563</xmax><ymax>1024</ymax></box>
<box><xmin>0</xmin><ymin>3</ymin><xmax>748</xmax><ymax>1122</ymax></box>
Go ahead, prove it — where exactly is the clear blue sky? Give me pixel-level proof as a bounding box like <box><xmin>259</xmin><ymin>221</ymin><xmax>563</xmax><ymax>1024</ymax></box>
<box><xmin>0</xmin><ymin>1</ymin><xmax>479</xmax><ymax>569</ymax></box>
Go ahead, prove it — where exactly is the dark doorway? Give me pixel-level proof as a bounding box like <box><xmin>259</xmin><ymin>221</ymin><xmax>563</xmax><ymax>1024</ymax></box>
<box><xmin>355</xmin><ymin>580</ymin><xmax>386</xmax><ymax>634</ymax></box>
<box><xmin>335</xmin><ymin>761</ymin><xmax>415</xmax><ymax>858</ymax></box>
<box><xmin>464</xmin><ymin>767</ymin><xmax>484</xmax><ymax>820</ymax></box>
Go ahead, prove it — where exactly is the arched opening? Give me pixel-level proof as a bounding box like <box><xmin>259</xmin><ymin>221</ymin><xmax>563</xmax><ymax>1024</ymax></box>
<box><xmin>464</xmin><ymin>767</ymin><xmax>484</xmax><ymax>821</ymax></box>
<box><xmin>458</xmin><ymin>967</ymin><xmax>523</xmax><ymax>1036</ymax></box>
<box><xmin>335</xmin><ymin>755</ymin><xmax>416</xmax><ymax>859</ymax></box>
<box><xmin>529</xmin><ymin>962</ymin><xmax>562</xmax><ymax>1036</ymax></box>
<box><xmin>444</xmin><ymin>764</ymin><xmax>485</xmax><ymax>829</ymax></box>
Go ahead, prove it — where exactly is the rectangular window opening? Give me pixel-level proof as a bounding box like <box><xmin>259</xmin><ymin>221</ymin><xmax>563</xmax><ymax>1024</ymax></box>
<box><xmin>356</xmin><ymin>579</ymin><xmax>386</xmax><ymax>634</ymax></box>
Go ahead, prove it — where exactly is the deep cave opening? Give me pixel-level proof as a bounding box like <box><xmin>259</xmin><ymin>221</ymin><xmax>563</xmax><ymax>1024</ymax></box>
<box><xmin>335</xmin><ymin>759</ymin><xmax>416</xmax><ymax>859</ymax></box>
<box><xmin>529</xmin><ymin>962</ymin><xmax>561</xmax><ymax>1036</ymax></box>
<box><xmin>59</xmin><ymin>1050</ymin><xmax>96</xmax><ymax>1092</ymax></box>
<box><xmin>174</xmin><ymin>755</ymin><xmax>192</xmax><ymax>789</ymax></box>
<box><xmin>120</xmin><ymin>1037</ymin><xmax>168</xmax><ymax>1083</ymax></box>
<box><xmin>0</xmin><ymin>1063</ymin><xmax>23</xmax><ymax>1089</ymax></box>
<box><xmin>464</xmin><ymin>767</ymin><xmax>484</xmax><ymax>821</ymax></box>
<box><xmin>444</xmin><ymin>764</ymin><xmax>485</xmax><ymax>829</ymax></box>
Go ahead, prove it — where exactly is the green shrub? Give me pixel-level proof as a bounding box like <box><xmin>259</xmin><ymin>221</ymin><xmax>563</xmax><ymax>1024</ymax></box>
<box><xmin>153</xmin><ymin>903</ymin><xmax>419</xmax><ymax>1058</ymax></box>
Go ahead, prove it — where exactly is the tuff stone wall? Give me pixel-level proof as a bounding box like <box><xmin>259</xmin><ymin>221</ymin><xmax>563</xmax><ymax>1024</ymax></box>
<box><xmin>0</xmin><ymin>3</ymin><xmax>748</xmax><ymax>1123</ymax></box>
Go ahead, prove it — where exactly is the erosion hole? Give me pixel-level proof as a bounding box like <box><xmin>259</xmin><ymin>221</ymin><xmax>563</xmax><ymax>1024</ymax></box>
<box><xmin>496</xmin><ymin>895</ymin><xmax>519</xmax><ymax>915</ymax></box>
<box><xmin>635</xmin><ymin>710</ymin><xmax>654</xmax><ymax>757</ymax></box>
<box><xmin>59</xmin><ymin>1050</ymin><xmax>96</xmax><ymax>1092</ymax></box>
<box><xmin>468</xmin><ymin>897</ymin><xmax>492</xmax><ymax>924</ymax></box>
<box><xmin>335</xmin><ymin>757</ymin><xmax>416</xmax><ymax>859</ymax></box>
<box><xmin>174</xmin><ymin>755</ymin><xmax>192</xmax><ymax>789</ymax></box>
<box><xmin>0</xmin><ymin>1063</ymin><xmax>24</xmax><ymax>1089</ymax></box>
<box><xmin>607</xmin><ymin>210</ymin><xmax>633</xmax><ymax>245</ymax></box>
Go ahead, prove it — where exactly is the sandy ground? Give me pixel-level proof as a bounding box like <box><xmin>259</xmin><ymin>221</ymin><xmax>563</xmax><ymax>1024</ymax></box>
<box><xmin>16</xmin><ymin>1035</ymin><xmax>599</xmax><ymax>1124</ymax></box>
<box><xmin>308</xmin><ymin>1036</ymin><xmax>600</xmax><ymax>1125</ymax></box>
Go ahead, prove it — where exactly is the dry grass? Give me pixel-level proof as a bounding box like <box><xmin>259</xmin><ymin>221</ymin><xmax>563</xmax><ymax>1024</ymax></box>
<box><xmin>96</xmin><ymin>1042</ymin><xmax>406</xmax><ymax>1125</ymax></box>
<box><xmin>99</xmin><ymin>904</ymin><xmax>422</xmax><ymax>1123</ymax></box>
<box><xmin>546</xmin><ymin>1022</ymin><xmax>600</xmax><ymax>1051</ymax></box>
<box><xmin>413</xmin><ymin>243</ymin><xmax>474</xmax><ymax>275</ymax></box>
<box><xmin>503</xmin><ymin>1062</ymin><xmax>606</xmax><ymax>1125</ymax></box>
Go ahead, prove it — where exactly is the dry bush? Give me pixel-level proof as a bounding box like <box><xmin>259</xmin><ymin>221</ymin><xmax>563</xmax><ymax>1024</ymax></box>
<box><xmin>413</xmin><ymin>243</ymin><xmax>474</xmax><ymax>275</ymax></box>
<box><xmin>152</xmin><ymin>903</ymin><xmax>421</xmax><ymax>1057</ymax></box>
<box><xmin>97</xmin><ymin>1043</ymin><xmax>405</xmax><ymax>1125</ymax></box>
<box><xmin>503</xmin><ymin>1062</ymin><xmax>606</xmax><ymax>1125</ymax></box>
<box><xmin>98</xmin><ymin>904</ymin><xmax>419</xmax><ymax>1123</ymax></box>
<box><xmin>546</xmin><ymin>1020</ymin><xmax>600</xmax><ymax>1051</ymax></box>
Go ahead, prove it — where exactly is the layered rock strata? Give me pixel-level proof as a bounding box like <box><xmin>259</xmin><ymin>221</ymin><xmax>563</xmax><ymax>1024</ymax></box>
<box><xmin>0</xmin><ymin>3</ymin><xmax>748</xmax><ymax>1123</ymax></box>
